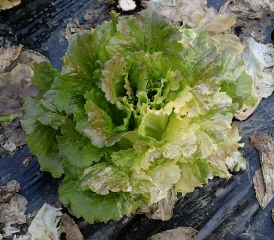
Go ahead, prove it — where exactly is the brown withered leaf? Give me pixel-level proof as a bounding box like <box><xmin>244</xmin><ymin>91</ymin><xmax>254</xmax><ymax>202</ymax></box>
<box><xmin>220</xmin><ymin>0</ymin><xmax>274</xmax><ymax>19</ymax></box>
<box><xmin>0</xmin><ymin>46</ymin><xmax>47</xmax><ymax>121</ymax></box>
<box><xmin>65</xmin><ymin>18</ymin><xmax>92</xmax><ymax>41</ymax></box>
<box><xmin>0</xmin><ymin>45</ymin><xmax>23</xmax><ymax>73</ymax></box>
<box><xmin>148</xmin><ymin>227</ymin><xmax>198</xmax><ymax>240</ymax></box>
<box><xmin>0</xmin><ymin>180</ymin><xmax>20</xmax><ymax>203</ymax></box>
<box><xmin>59</xmin><ymin>213</ymin><xmax>84</xmax><ymax>240</ymax></box>
<box><xmin>0</xmin><ymin>45</ymin><xmax>48</xmax><ymax>157</ymax></box>
<box><xmin>250</xmin><ymin>133</ymin><xmax>274</xmax><ymax>208</ymax></box>
<box><xmin>0</xmin><ymin>180</ymin><xmax>28</xmax><ymax>238</ymax></box>
<box><xmin>0</xmin><ymin>0</ymin><xmax>21</xmax><ymax>11</ymax></box>
<box><xmin>138</xmin><ymin>188</ymin><xmax>177</xmax><ymax>221</ymax></box>
<box><xmin>220</xmin><ymin>0</ymin><xmax>274</xmax><ymax>42</ymax></box>
<box><xmin>142</xmin><ymin>0</ymin><xmax>236</xmax><ymax>34</ymax></box>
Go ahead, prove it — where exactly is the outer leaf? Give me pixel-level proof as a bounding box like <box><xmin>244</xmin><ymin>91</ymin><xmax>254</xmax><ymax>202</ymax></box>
<box><xmin>79</xmin><ymin>162</ymin><xmax>131</xmax><ymax>195</ymax></box>
<box><xmin>57</xmin><ymin>119</ymin><xmax>104</xmax><ymax>169</ymax></box>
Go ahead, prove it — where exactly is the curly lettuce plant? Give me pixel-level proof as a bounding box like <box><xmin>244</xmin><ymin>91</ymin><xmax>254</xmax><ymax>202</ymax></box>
<box><xmin>22</xmin><ymin>11</ymin><xmax>256</xmax><ymax>223</ymax></box>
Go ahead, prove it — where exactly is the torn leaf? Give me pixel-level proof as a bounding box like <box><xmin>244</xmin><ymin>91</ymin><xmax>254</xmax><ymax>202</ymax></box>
<box><xmin>28</xmin><ymin>203</ymin><xmax>62</xmax><ymax>240</ymax></box>
<box><xmin>250</xmin><ymin>133</ymin><xmax>274</xmax><ymax>208</ymax></box>
<box><xmin>148</xmin><ymin>226</ymin><xmax>198</xmax><ymax>240</ymax></box>
<box><xmin>59</xmin><ymin>213</ymin><xmax>84</xmax><ymax>240</ymax></box>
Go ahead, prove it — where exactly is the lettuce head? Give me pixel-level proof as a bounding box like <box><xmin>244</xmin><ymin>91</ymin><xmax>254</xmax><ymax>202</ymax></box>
<box><xmin>21</xmin><ymin>11</ymin><xmax>256</xmax><ymax>223</ymax></box>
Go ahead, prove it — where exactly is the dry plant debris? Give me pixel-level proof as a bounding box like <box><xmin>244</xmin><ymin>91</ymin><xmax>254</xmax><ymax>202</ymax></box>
<box><xmin>138</xmin><ymin>188</ymin><xmax>177</xmax><ymax>221</ymax></box>
<box><xmin>59</xmin><ymin>213</ymin><xmax>84</xmax><ymax>240</ymax></box>
<box><xmin>250</xmin><ymin>133</ymin><xmax>274</xmax><ymax>208</ymax></box>
<box><xmin>28</xmin><ymin>203</ymin><xmax>62</xmax><ymax>240</ymax></box>
<box><xmin>0</xmin><ymin>45</ymin><xmax>48</xmax><ymax>157</ymax></box>
<box><xmin>0</xmin><ymin>0</ymin><xmax>21</xmax><ymax>11</ymax></box>
<box><xmin>0</xmin><ymin>180</ymin><xmax>28</xmax><ymax>238</ymax></box>
<box><xmin>148</xmin><ymin>226</ymin><xmax>198</xmax><ymax>240</ymax></box>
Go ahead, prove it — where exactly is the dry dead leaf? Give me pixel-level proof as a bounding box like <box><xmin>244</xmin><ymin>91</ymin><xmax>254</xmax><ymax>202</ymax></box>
<box><xmin>148</xmin><ymin>227</ymin><xmax>198</xmax><ymax>240</ymax></box>
<box><xmin>220</xmin><ymin>0</ymin><xmax>274</xmax><ymax>43</ymax></box>
<box><xmin>0</xmin><ymin>45</ymin><xmax>48</xmax><ymax>157</ymax></box>
<box><xmin>0</xmin><ymin>45</ymin><xmax>23</xmax><ymax>73</ymax></box>
<box><xmin>0</xmin><ymin>180</ymin><xmax>20</xmax><ymax>203</ymax></box>
<box><xmin>250</xmin><ymin>133</ymin><xmax>274</xmax><ymax>208</ymax></box>
<box><xmin>235</xmin><ymin>99</ymin><xmax>261</xmax><ymax>121</ymax></box>
<box><xmin>0</xmin><ymin>46</ymin><xmax>47</xmax><ymax>125</ymax></box>
<box><xmin>220</xmin><ymin>0</ymin><xmax>274</xmax><ymax>18</ymax></box>
<box><xmin>65</xmin><ymin>18</ymin><xmax>92</xmax><ymax>41</ymax></box>
<box><xmin>0</xmin><ymin>0</ymin><xmax>21</xmax><ymax>10</ymax></box>
<box><xmin>59</xmin><ymin>213</ymin><xmax>84</xmax><ymax>240</ymax></box>
<box><xmin>142</xmin><ymin>0</ymin><xmax>207</xmax><ymax>27</ymax></box>
<box><xmin>84</xmin><ymin>9</ymin><xmax>100</xmax><ymax>22</ymax></box>
<box><xmin>142</xmin><ymin>0</ymin><xmax>236</xmax><ymax>34</ymax></box>
<box><xmin>0</xmin><ymin>180</ymin><xmax>28</xmax><ymax>238</ymax></box>
<box><xmin>138</xmin><ymin>188</ymin><xmax>177</xmax><ymax>221</ymax></box>
<box><xmin>28</xmin><ymin>203</ymin><xmax>62</xmax><ymax>240</ymax></box>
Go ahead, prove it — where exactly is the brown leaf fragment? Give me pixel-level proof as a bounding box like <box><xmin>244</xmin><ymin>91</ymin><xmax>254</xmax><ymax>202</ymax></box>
<box><xmin>250</xmin><ymin>133</ymin><xmax>274</xmax><ymax>208</ymax></box>
<box><xmin>59</xmin><ymin>213</ymin><xmax>84</xmax><ymax>240</ymax></box>
<box><xmin>6</xmin><ymin>49</ymin><xmax>48</xmax><ymax>72</ymax></box>
<box><xmin>142</xmin><ymin>0</ymin><xmax>208</xmax><ymax>27</ymax></box>
<box><xmin>137</xmin><ymin>188</ymin><xmax>177</xmax><ymax>221</ymax></box>
<box><xmin>148</xmin><ymin>227</ymin><xmax>198</xmax><ymax>240</ymax></box>
<box><xmin>0</xmin><ymin>120</ymin><xmax>27</xmax><ymax>158</ymax></box>
<box><xmin>0</xmin><ymin>45</ymin><xmax>23</xmax><ymax>73</ymax></box>
<box><xmin>0</xmin><ymin>46</ymin><xmax>47</xmax><ymax>126</ymax></box>
<box><xmin>0</xmin><ymin>180</ymin><xmax>28</xmax><ymax>238</ymax></box>
<box><xmin>272</xmin><ymin>208</ymin><xmax>274</xmax><ymax>222</ymax></box>
<box><xmin>84</xmin><ymin>9</ymin><xmax>100</xmax><ymax>22</ymax></box>
<box><xmin>142</xmin><ymin>0</ymin><xmax>236</xmax><ymax>34</ymax></box>
<box><xmin>253</xmin><ymin>169</ymin><xmax>267</xmax><ymax>207</ymax></box>
<box><xmin>220</xmin><ymin>0</ymin><xmax>274</xmax><ymax>18</ymax></box>
<box><xmin>0</xmin><ymin>0</ymin><xmax>21</xmax><ymax>10</ymax></box>
<box><xmin>65</xmin><ymin>18</ymin><xmax>92</xmax><ymax>41</ymax></box>
<box><xmin>220</xmin><ymin>0</ymin><xmax>274</xmax><ymax>42</ymax></box>
<box><xmin>0</xmin><ymin>180</ymin><xmax>20</xmax><ymax>203</ymax></box>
